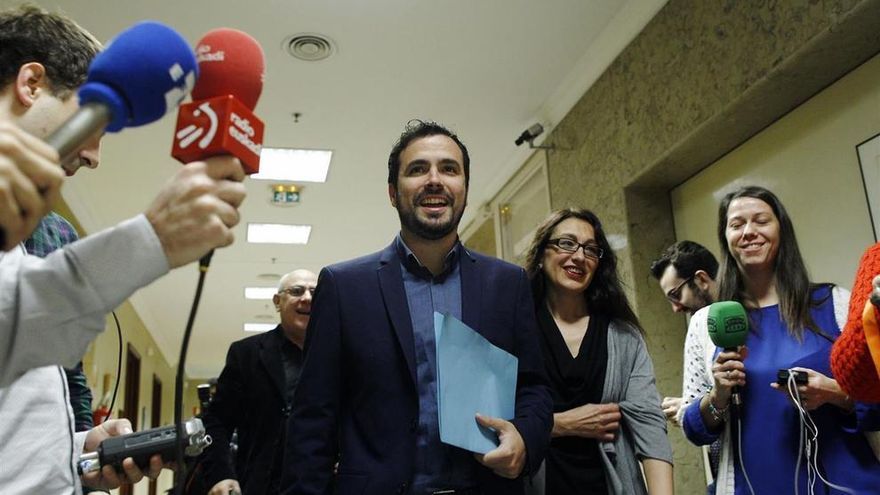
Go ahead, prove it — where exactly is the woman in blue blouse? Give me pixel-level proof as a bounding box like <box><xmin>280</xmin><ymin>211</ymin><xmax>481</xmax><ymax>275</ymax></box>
<box><xmin>680</xmin><ymin>186</ymin><xmax>880</xmax><ymax>494</ymax></box>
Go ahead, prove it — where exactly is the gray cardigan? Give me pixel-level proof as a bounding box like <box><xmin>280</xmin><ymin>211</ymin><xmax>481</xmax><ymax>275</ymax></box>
<box><xmin>528</xmin><ymin>319</ymin><xmax>673</xmax><ymax>495</ymax></box>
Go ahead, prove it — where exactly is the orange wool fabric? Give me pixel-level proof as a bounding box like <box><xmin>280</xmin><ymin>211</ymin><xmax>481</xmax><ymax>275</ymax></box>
<box><xmin>831</xmin><ymin>242</ymin><xmax>880</xmax><ymax>402</ymax></box>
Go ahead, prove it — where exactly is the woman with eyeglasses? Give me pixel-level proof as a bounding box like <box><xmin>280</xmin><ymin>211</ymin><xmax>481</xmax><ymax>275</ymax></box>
<box><xmin>679</xmin><ymin>186</ymin><xmax>880</xmax><ymax>494</ymax></box>
<box><xmin>524</xmin><ymin>208</ymin><xmax>673</xmax><ymax>495</ymax></box>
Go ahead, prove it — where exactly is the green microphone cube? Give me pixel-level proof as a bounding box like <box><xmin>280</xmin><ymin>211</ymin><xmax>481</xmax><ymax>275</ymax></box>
<box><xmin>707</xmin><ymin>301</ymin><xmax>749</xmax><ymax>350</ymax></box>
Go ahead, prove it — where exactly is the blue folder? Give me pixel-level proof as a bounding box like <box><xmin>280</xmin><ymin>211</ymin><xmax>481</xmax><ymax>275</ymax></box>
<box><xmin>433</xmin><ymin>312</ymin><xmax>518</xmax><ymax>454</ymax></box>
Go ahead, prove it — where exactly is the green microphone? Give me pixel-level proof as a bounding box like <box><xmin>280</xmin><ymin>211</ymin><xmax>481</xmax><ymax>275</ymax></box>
<box><xmin>707</xmin><ymin>301</ymin><xmax>749</xmax><ymax>410</ymax></box>
<box><xmin>707</xmin><ymin>301</ymin><xmax>749</xmax><ymax>350</ymax></box>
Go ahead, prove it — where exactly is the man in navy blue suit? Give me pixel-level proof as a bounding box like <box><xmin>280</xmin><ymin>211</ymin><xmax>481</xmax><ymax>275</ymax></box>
<box><xmin>282</xmin><ymin>120</ymin><xmax>553</xmax><ymax>495</ymax></box>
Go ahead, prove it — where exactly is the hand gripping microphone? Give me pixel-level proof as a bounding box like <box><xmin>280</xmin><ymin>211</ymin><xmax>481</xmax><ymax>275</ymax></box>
<box><xmin>168</xmin><ymin>29</ymin><xmax>264</xmax><ymax>494</ymax></box>
<box><xmin>707</xmin><ymin>301</ymin><xmax>749</xmax><ymax>410</ymax></box>
<box><xmin>46</xmin><ymin>21</ymin><xmax>198</xmax><ymax>170</ymax></box>
<box><xmin>171</xmin><ymin>28</ymin><xmax>265</xmax><ymax>174</ymax></box>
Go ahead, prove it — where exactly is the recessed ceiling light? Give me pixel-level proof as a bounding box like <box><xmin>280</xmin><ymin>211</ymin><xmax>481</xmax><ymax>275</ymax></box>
<box><xmin>252</xmin><ymin>148</ymin><xmax>332</xmax><ymax>183</ymax></box>
<box><xmin>245</xmin><ymin>287</ymin><xmax>278</xmax><ymax>300</ymax></box>
<box><xmin>284</xmin><ymin>33</ymin><xmax>335</xmax><ymax>61</ymax></box>
<box><xmin>247</xmin><ymin>223</ymin><xmax>311</xmax><ymax>244</ymax></box>
<box><xmin>244</xmin><ymin>323</ymin><xmax>276</xmax><ymax>332</ymax></box>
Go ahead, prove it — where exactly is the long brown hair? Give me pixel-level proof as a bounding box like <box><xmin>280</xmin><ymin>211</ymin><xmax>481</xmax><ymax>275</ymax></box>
<box><xmin>523</xmin><ymin>208</ymin><xmax>642</xmax><ymax>332</ymax></box>
<box><xmin>716</xmin><ymin>186</ymin><xmax>830</xmax><ymax>339</ymax></box>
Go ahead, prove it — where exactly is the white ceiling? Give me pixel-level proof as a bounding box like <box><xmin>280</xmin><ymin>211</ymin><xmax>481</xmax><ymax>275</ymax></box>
<box><xmin>40</xmin><ymin>0</ymin><xmax>666</xmax><ymax>377</ymax></box>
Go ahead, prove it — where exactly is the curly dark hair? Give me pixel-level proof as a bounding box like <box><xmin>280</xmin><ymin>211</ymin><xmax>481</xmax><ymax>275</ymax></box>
<box><xmin>387</xmin><ymin>119</ymin><xmax>470</xmax><ymax>187</ymax></box>
<box><xmin>0</xmin><ymin>4</ymin><xmax>100</xmax><ymax>99</ymax></box>
<box><xmin>523</xmin><ymin>208</ymin><xmax>642</xmax><ymax>332</ymax></box>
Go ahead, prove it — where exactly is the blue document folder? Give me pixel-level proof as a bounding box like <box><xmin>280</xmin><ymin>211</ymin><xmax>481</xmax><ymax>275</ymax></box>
<box><xmin>433</xmin><ymin>312</ymin><xmax>518</xmax><ymax>454</ymax></box>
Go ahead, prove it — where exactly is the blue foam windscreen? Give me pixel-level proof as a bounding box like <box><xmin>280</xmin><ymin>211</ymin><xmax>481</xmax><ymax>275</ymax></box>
<box><xmin>78</xmin><ymin>21</ymin><xmax>198</xmax><ymax>132</ymax></box>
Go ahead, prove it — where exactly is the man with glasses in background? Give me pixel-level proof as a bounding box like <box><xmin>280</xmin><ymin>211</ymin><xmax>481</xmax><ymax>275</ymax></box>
<box><xmin>650</xmin><ymin>240</ymin><xmax>720</xmax><ymax>491</ymax></box>
<box><xmin>651</xmin><ymin>240</ymin><xmax>718</xmax><ymax>318</ymax></box>
<box><xmin>200</xmin><ymin>269</ymin><xmax>318</xmax><ymax>495</ymax></box>
<box><xmin>650</xmin><ymin>240</ymin><xmax>718</xmax><ymax>423</ymax></box>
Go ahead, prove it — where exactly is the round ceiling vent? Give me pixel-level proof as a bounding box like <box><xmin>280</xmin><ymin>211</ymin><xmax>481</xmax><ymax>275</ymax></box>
<box><xmin>285</xmin><ymin>33</ymin><xmax>335</xmax><ymax>61</ymax></box>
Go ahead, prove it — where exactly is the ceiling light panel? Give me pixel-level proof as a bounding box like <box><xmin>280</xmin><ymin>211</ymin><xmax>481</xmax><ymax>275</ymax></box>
<box><xmin>244</xmin><ymin>287</ymin><xmax>278</xmax><ymax>300</ymax></box>
<box><xmin>247</xmin><ymin>223</ymin><xmax>311</xmax><ymax>244</ymax></box>
<box><xmin>252</xmin><ymin>148</ymin><xmax>332</xmax><ymax>182</ymax></box>
<box><xmin>244</xmin><ymin>323</ymin><xmax>277</xmax><ymax>332</ymax></box>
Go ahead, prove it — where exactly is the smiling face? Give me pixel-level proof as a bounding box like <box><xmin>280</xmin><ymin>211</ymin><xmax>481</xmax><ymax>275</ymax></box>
<box><xmin>389</xmin><ymin>134</ymin><xmax>467</xmax><ymax>242</ymax></box>
<box><xmin>725</xmin><ymin>197</ymin><xmax>781</xmax><ymax>275</ymax></box>
<box><xmin>541</xmin><ymin>217</ymin><xmax>600</xmax><ymax>296</ymax></box>
<box><xmin>273</xmin><ymin>269</ymin><xmax>318</xmax><ymax>345</ymax></box>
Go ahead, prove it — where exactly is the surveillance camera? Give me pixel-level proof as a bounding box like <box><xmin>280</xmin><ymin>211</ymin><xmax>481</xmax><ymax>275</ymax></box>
<box><xmin>515</xmin><ymin>123</ymin><xmax>544</xmax><ymax>146</ymax></box>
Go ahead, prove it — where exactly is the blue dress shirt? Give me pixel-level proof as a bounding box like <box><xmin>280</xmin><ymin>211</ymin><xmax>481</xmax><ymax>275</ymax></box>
<box><xmin>396</xmin><ymin>235</ymin><xmax>477</xmax><ymax>493</ymax></box>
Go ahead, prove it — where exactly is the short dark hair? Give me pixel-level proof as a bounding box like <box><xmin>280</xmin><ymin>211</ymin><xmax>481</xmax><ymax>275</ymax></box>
<box><xmin>523</xmin><ymin>208</ymin><xmax>642</xmax><ymax>333</ymax></box>
<box><xmin>387</xmin><ymin>119</ymin><xmax>470</xmax><ymax>187</ymax></box>
<box><xmin>650</xmin><ymin>240</ymin><xmax>719</xmax><ymax>281</ymax></box>
<box><xmin>0</xmin><ymin>4</ymin><xmax>100</xmax><ymax>99</ymax></box>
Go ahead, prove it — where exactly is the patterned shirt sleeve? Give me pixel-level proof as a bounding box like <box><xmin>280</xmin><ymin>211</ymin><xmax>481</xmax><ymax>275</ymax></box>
<box><xmin>25</xmin><ymin>213</ymin><xmax>95</xmax><ymax>431</ymax></box>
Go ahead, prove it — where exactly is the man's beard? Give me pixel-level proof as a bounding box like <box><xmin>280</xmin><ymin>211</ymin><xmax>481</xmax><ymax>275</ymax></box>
<box><xmin>686</xmin><ymin>287</ymin><xmax>714</xmax><ymax>315</ymax></box>
<box><xmin>396</xmin><ymin>190</ymin><xmax>464</xmax><ymax>241</ymax></box>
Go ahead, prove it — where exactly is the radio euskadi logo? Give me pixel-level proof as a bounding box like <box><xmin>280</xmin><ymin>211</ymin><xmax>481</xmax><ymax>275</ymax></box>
<box><xmin>176</xmin><ymin>102</ymin><xmax>218</xmax><ymax>149</ymax></box>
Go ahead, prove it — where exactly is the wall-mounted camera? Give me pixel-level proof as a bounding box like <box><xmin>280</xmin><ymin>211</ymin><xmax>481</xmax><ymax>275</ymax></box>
<box><xmin>514</xmin><ymin>123</ymin><xmax>554</xmax><ymax>150</ymax></box>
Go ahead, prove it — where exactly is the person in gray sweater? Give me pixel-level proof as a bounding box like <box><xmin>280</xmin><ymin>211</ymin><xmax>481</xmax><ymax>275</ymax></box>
<box><xmin>523</xmin><ymin>208</ymin><xmax>673</xmax><ymax>495</ymax></box>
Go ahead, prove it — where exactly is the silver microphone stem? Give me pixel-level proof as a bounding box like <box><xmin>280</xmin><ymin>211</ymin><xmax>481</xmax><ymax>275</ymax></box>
<box><xmin>45</xmin><ymin>101</ymin><xmax>112</xmax><ymax>166</ymax></box>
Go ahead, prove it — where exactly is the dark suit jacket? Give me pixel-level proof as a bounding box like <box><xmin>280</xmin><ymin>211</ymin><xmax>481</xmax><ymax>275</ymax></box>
<box><xmin>282</xmin><ymin>242</ymin><xmax>553</xmax><ymax>495</ymax></box>
<box><xmin>202</xmin><ymin>326</ymin><xmax>295</xmax><ymax>495</ymax></box>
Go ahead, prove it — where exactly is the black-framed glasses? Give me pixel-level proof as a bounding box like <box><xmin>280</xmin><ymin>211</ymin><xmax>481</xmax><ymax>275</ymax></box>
<box><xmin>666</xmin><ymin>276</ymin><xmax>693</xmax><ymax>303</ymax></box>
<box><xmin>279</xmin><ymin>285</ymin><xmax>316</xmax><ymax>297</ymax></box>
<box><xmin>547</xmin><ymin>238</ymin><xmax>604</xmax><ymax>260</ymax></box>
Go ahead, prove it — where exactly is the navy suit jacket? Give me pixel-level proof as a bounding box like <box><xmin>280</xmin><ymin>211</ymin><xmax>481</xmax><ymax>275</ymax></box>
<box><xmin>281</xmin><ymin>241</ymin><xmax>552</xmax><ymax>495</ymax></box>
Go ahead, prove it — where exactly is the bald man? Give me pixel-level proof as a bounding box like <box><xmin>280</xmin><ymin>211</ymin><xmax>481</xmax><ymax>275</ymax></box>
<box><xmin>201</xmin><ymin>269</ymin><xmax>318</xmax><ymax>495</ymax></box>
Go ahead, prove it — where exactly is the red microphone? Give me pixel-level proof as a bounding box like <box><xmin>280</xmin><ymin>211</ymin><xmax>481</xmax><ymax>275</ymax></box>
<box><xmin>171</xmin><ymin>28</ymin><xmax>265</xmax><ymax>174</ymax></box>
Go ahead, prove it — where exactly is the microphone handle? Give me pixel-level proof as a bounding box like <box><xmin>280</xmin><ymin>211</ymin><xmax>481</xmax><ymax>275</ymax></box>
<box><xmin>45</xmin><ymin>101</ymin><xmax>112</xmax><ymax>164</ymax></box>
<box><xmin>731</xmin><ymin>386</ymin><xmax>742</xmax><ymax>406</ymax></box>
<box><xmin>199</xmin><ymin>249</ymin><xmax>214</xmax><ymax>270</ymax></box>
<box><xmin>723</xmin><ymin>346</ymin><xmax>744</xmax><ymax>414</ymax></box>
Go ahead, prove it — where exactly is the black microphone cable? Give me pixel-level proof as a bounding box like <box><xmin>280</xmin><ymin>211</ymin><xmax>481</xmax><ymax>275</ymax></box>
<box><xmin>102</xmin><ymin>310</ymin><xmax>124</xmax><ymax>424</ymax></box>
<box><xmin>173</xmin><ymin>253</ymin><xmax>213</xmax><ymax>495</ymax></box>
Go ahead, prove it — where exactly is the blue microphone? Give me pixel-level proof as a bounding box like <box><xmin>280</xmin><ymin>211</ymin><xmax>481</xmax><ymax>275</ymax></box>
<box><xmin>46</xmin><ymin>21</ymin><xmax>198</xmax><ymax>167</ymax></box>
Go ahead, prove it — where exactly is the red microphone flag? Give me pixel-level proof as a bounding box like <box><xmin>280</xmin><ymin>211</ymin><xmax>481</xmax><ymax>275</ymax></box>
<box><xmin>172</xmin><ymin>28</ymin><xmax>265</xmax><ymax>174</ymax></box>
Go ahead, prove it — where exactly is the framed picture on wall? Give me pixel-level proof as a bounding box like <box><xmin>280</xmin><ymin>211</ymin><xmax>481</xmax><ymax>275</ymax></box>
<box><xmin>857</xmin><ymin>132</ymin><xmax>880</xmax><ymax>242</ymax></box>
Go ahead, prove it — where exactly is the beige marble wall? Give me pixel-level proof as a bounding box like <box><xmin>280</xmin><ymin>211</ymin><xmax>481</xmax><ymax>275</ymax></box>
<box><xmin>543</xmin><ymin>0</ymin><xmax>880</xmax><ymax>491</ymax></box>
<box><xmin>463</xmin><ymin>215</ymin><xmax>497</xmax><ymax>257</ymax></box>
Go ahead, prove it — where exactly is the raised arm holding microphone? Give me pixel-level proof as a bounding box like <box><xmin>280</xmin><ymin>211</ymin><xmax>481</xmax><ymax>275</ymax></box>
<box><xmin>0</xmin><ymin>6</ymin><xmax>247</xmax><ymax>494</ymax></box>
